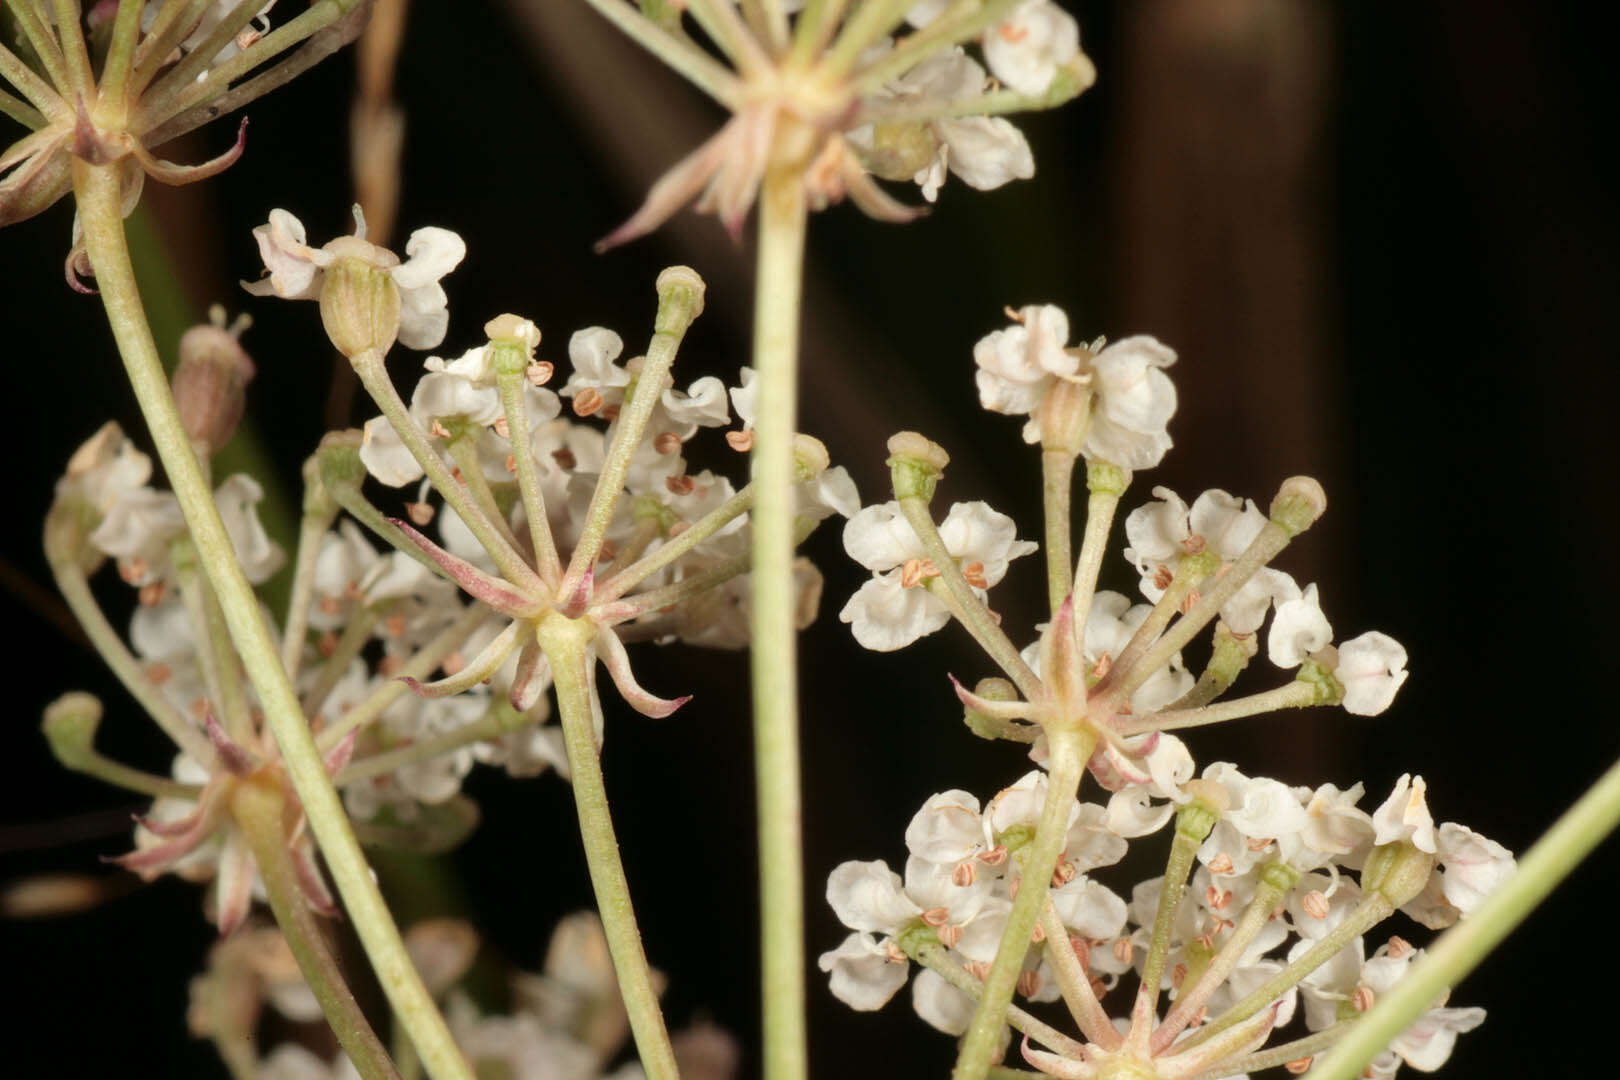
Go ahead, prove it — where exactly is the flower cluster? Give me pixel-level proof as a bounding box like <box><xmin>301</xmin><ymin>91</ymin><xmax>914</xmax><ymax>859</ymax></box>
<box><xmin>823</xmin><ymin>766</ymin><xmax>1511</xmax><ymax>1078</ymax></box>
<box><xmin>821</xmin><ymin>299</ymin><xmax>1509</xmax><ymax>1076</ymax></box>
<box><xmin>590</xmin><ymin>0</ymin><xmax>1097</xmax><ymax>246</ymax></box>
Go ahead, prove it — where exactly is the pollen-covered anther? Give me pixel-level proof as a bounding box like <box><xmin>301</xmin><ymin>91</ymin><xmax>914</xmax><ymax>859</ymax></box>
<box><xmin>1017</xmin><ymin>970</ymin><xmax>1043</xmax><ymax>998</ymax></box>
<box><xmin>406</xmin><ymin>501</ymin><xmax>435</xmax><ymax>525</ymax></box>
<box><xmin>1003</xmin><ymin>305</ymin><xmax>1027</xmax><ymax>323</ymax></box>
<box><xmin>999</xmin><ymin>22</ymin><xmax>1031</xmax><ymax>43</ymax></box>
<box><xmin>1285</xmin><ymin>1058</ymin><xmax>1313</xmax><ymax>1075</ymax></box>
<box><xmin>1206</xmin><ymin>852</ymin><xmax>1235</xmax><ymax>875</ymax></box>
<box><xmin>602</xmin><ymin>404</ymin><xmax>622</xmax><ymax>421</ymax></box>
<box><xmin>573</xmin><ymin>388</ymin><xmax>604</xmax><ymax>417</ymax></box>
<box><xmin>1030</xmin><ymin>922</ymin><xmax>1045</xmax><ymax>944</ymax></box>
<box><xmin>961</xmin><ymin>561</ymin><xmax>988</xmax><ymax>589</ymax></box>
<box><xmin>666</xmin><ymin>474</ymin><xmax>696</xmax><ymax>496</ymax></box>
<box><xmin>1182</xmin><ymin>533</ymin><xmax>1208</xmax><ymax>555</ymax></box>
<box><xmin>979</xmin><ymin>845</ymin><xmax>1009</xmax><ymax>867</ymax></box>
<box><xmin>1112</xmin><ymin>938</ymin><xmax>1133</xmax><ymax>965</ymax></box>
<box><xmin>900</xmin><ymin>557</ymin><xmax>939</xmax><ymax>589</ymax></box>
<box><xmin>552</xmin><ymin>448</ymin><xmax>577</xmax><ymax>470</ymax></box>
<box><xmin>504</xmin><ymin>454</ymin><xmax>517</xmax><ymax>475</ymax></box>
<box><xmin>1386</xmin><ymin>935</ymin><xmax>1414</xmax><ymax>959</ymax></box>
<box><xmin>726</xmin><ymin>429</ymin><xmax>754</xmax><ymax>452</ymax></box>
<box><xmin>430</xmin><ymin>419</ymin><xmax>453</xmax><ymax>439</ymax></box>
<box><xmin>1171</xmin><ymin>964</ymin><xmax>1188</xmax><ymax>990</ymax></box>
<box><xmin>654</xmin><ymin>431</ymin><xmax>682</xmax><ymax>455</ymax></box>
<box><xmin>118</xmin><ymin>558</ymin><xmax>147</xmax><ymax>583</ymax></box>
<box><xmin>1300</xmin><ymin>890</ymin><xmax>1330</xmax><ymax>919</ymax></box>
<box><xmin>951</xmin><ymin>861</ymin><xmax>977</xmax><ymax>887</ymax></box>
<box><xmin>139</xmin><ymin>583</ymin><xmax>167</xmax><ymax>607</ymax></box>
<box><xmin>442</xmin><ymin>651</ymin><xmax>467</xmax><ymax>677</ymax></box>
<box><xmin>921</xmin><ymin>906</ymin><xmax>950</xmax><ymax>927</ymax></box>
<box><xmin>965</xmin><ymin>961</ymin><xmax>991</xmax><ymax>982</ymax></box>
<box><xmin>1051</xmin><ymin>860</ymin><xmax>1076</xmax><ymax>886</ymax></box>
<box><xmin>1181</xmin><ymin>590</ymin><xmax>1199</xmax><ymax>615</ymax></box>
<box><xmin>1352</xmin><ymin>986</ymin><xmax>1375</xmax><ymax>1013</ymax></box>
<box><xmin>937</xmin><ymin>924</ymin><xmax>964</xmax><ymax>949</ymax></box>
<box><xmin>1090</xmin><ymin>653</ymin><xmax>1113</xmax><ymax>681</ymax></box>
<box><xmin>526</xmin><ymin>361</ymin><xmax>554</xmax><ymax>386</ymax></box>
<box><xmin>1207</xmin><ymin>885</ymin><xmax>1232</xmax><ymax>910</ymax></box>
<box><xmin>145</xmin><ymin>662</ymin><xmax>173</xmax><ymax>686</ymax></box>
<box><xmin>318</xmin><ymin>631</ymin><xmax>339</xmax><ymax>657</ymax></box>
<box><xmin>493</xmin><ymin>417</ymin><xmax>511</xmax><ymax>438</ymax></box>
<box><xmin>1069</xmin><ymin>935</ymin><xmax>1092</xmax><ymax>972</ymax></box>
<box><xmin>1153</xmin><ymin>565</ymin><xmax>1175</xmax><ymax>591</ymax></box>
<box><xmin>1247</xmin><ymin>836</ymin><xmax>1273</xmax><ymax>851</ymax></box>
<box><xmin>884</xmin><ymin>941</ymin><xmax>907</xmax><ymax>964</ymax></box>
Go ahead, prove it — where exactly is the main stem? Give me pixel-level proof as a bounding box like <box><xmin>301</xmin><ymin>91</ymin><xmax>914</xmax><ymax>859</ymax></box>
<box><xmin>750</xmin><ymin>164</ymin><xmax>809</xmax><ymax>1080</ymax></box>
<box><xmin>539</xmin><ymin>613</ymin><xmax>680</xmax><ymax>1080</ymax></box>
<box><xmin>72</xmin><ymin>160</ymin><xmax>471</xmax><ymax>1080</ymax></box>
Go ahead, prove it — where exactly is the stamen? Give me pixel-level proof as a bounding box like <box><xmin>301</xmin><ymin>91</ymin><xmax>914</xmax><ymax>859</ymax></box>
<box><xmin>922</xmin><ymin>907</ymin><xmax>949</xmax><ymax>927</ymax></box>
<box><xmin>406</xmin><ymin>501</ymin><xmax>435</xmax><ymax>525</ymax></box>
<box><xmin>525</xmin><ymin>361</ymin><xmax>553</xmax><ymax>386</ymax></box>
<box><xmin>666</xmin><ymin>474</ymin><xmax>696</xmax><ymax>496</ymax></box>
<box><xmin>937</xmin><ymin>924</ymin><xmax>963</xmax><ymax>949</ymax></box>
<box><xmin>1352</xmin><ymin>986</ymin><xmax>1375</xmax><ymax>1012</ymax></box>
<box><xmin>951</xmin><ymin>862</ymin><xmax>977</xmax><ymax>887</ymax></box>
<box><xmin>493</xmin><ymin>417</ymin><xmax>510</xmax><ymax>438</ymax></box>
<box><xmin>726</xmin><ymin>429</ymin><xmax>754</xmax><ymax>452</ymax></box>
<box><xmin>961</xmin><ymin>561</ymin><xmax>988</xmax><ymax>589</ymax></box>
<box><xmin>654</xmin><ymin>431</ymin><xmax>682</xmax><ymax>454</ymax></box>
<box><xmin>1300</xmin><ymin>890</ymin><xmax>1330</xmax><ymax>919</ymax></box>
<box><xmin>1017</xmin><ymin>970</ymin><xmax>1042</xmax><ymax>998</ymax></box>
<box><xmin>1207</xmin><ymin>852</ymin><xmax>1235</xmax><ymax>875</ymax></box>
<box><xmin>552</xmin><ymin>448</ymin><xmax>577</xmax><ymax>470</ymax></box>
<box><xmin>139</xmin><ymin>583</ymin><xmax>166</xmax><ymax>606</ymax></box>
<box><xmin>573</xmin><ymin>388</ymin><xmax>604</xmax><ymax>417</ymax></box>
<box><xmin>1285</xmin><ymin>1058</ymin><xmax>1313</xmax><ymax>1075</ymax></box>
<box><xmin>429</xmin><ymin>419</ymin><xmax>452</xmax><ymax>439</ymax></box>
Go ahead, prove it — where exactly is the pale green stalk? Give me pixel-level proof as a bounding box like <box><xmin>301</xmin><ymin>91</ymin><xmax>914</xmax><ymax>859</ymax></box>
<box><xmin>685</xmin><ymin>0</ymin><xmax>771</xmax><ymax>76</ymax></box>
<box><xmin>786</xmin><ymin>0</ymin><xmax>851</xmax><ymax>66</ymax></box>
<box><xmin>0</xmin><ymin>63</ymin><xmax>51</xmax><ymax>122</ymax></box>
<box><xmin>300</xmin><ymin>603</ymin><xmax>381</xmax><ymax>717</ymax></box>
<box><xmin>900</xmin><ymin>495</ymin><xmax>1043</xmax><ymax>701</ymax></box>
<box><xmin>953</xmin><ymin>726</ymin><xmax>1093</xmax><ymax>1080</ymax></box>
<box><xmin>581</xmin><ymin>0</ymin><xmax>743</xmax><ymax>107</ymax></box>
<box><xmin>537</xmin><ymin>612</ymin><xmax>679</xmax><ymax>1080</ymax></box>
<box><xmin>446</xmin><ymin>433</ymin><xmax>525</xmax><ymax>555</ymax></box>
<box><xmin>1191</xmin><ymin>1022</ymin><xmax>1352</xmax><ymax>1080</ymax></box>
<box><xmin>602</xmin><ymin>517</ymin><xmax>661</xmax><ymax>580</ymax></box>
<box><xmin>4</xmin><ymin>0</ymin><xmax>70</xmax><ymax>92</ymax></box>
<box><xmin>1107</xmin><ymin>522</ymin><xmax>1293</xmax><ymax>704</ymax></box>
<box><xmin>49</xmin><ymin>0</ymin><xmax>95</xmax><ymax>95</ymax></box>
<box><xmin>73</xmin><ymin>160</ymin><xmax>471</xmax><ymax>1080</ymax></box>
<box><xmin>1122</xmin><ymin>681</ymin><xmax>1317</xmax><ymax>737</ymax></box>
<box><xmin>97</xmin><ymin>0</ymin><xmax>147</xmax><ymax>113</ymax></box>
<box><xmin>850</xmin><ymin>0</ymin><xmax>1022</xmax><ymax>88</ymax></box>
<box><xmin>1069</xmin><ymin>463</ymin><xmax>1126</xmax><ymax>635</ymax></box>
<box><xmin>562</xmin><ymin>272</ymin><xmax>704</xmax><ymax>591</ymax></box>
<box><xmin>597</xmin><ymin>485</ymin><xmax>756</xmax><ymax>602</ymax></box>
<box><xmin>231</xmin><ymin>780</ymin><xmax>400</xmax><ymax>1080</ymax></box>
<box><xmin>910</xmin><ymin>940</ymin><xmax>1089</xmax><ymax>1059</ymax></box>
<box><xmin>327</xmin><ymin>484</ymin><xmax>451</xmax><ymax>580</ymax></box>
<box><xmin>47</xmin><ymin>553</ymin><xmax>219</xmax><ymax>766</ymax></box>
<box><xmin>281</xmin><ymin>501</ymin><xmax>340</xmax><ymax>682</ymax></box>
<box><xmin>1183</xmin><ymin>892</ymin><xmax>1393</xmax><ymax>1051</ymax></box>
<box><xmin>751</xmin><ymin>164</ymin><xmax>809</xmax><ymax>1080</ymax></box>
<box><xmin>1163</xmin><ymin>624</ymin><xmax>1253</xmax><ymax>712</ymax></box>
<box><xmin>336</xmin><ymin>708</ymin><xmax>512</xmax><ymax>786</ymax></box>
<box><xmin>1140</xmin><ymin>809</ymin><xmax>1210</xmax><ymax>1016</ymax></box>
<box><xmin>494</xmin><ymin>369</ymin><xmax>563</xmax><ymax>584</ymax></box>
<box><xmin>144</xmin><ymin>0</ymin><xmax>269</xmax><ymax>101</ymax></box>
<box><xmin>1106</xmin><ymin>553</ymin><xmax>1215</xmax><ymax>683</ymax></box>
<box><xmin>1034</xmin><ymin>901</ymin><xmax>1118</xmax><ymax>1048</ymax></box>
<box><xmin>820</xmin><ymin>0</ymin><xmax>913</xmax><ymax>77</ymax></box>
<box><xmin>1152</xmin><ymin>863</ymin><xmax>1295</xmax><ymax>1051</ymax></box>
<box><xmin>602</xmin><ymin>516</ymin><xmax>814</xmax><ymax>619</ymax></box>
<box><xmin>749</xmin><ymin>0</ymin><xmax>790</xmax><ymax>52</ymax></box>
<box><xmin>1041</xmin><ymin>450</ymin><xmax>1075</xmax><ymax>614</ymax></box>
<box><xmin>1309</xmin><ymin>755</ymin><xmax>1620</xmax><ymax>1080</ymax></box>
<box><xmin>349</xmin><ymin>350</ymin><xmax>541</xmax><ymax>592</ymax></box>
<box><xmin>53</xmin><ymin>747</ymin><xmax>203</xmax><ymax>799</ymax></box>
<box><xmin>175</xmin><ymin>550</ymin><xmax>253</xmax><ymax>741</ymax></box>
<box><xmin>128</xmin><ymin>0</ymin><xmax>213</xmax><ymax>98</ymax></box>
<box><xmin>318</xmin><ymin>604</ymin><xmax>490</xmax><ymax>750</ymax></box>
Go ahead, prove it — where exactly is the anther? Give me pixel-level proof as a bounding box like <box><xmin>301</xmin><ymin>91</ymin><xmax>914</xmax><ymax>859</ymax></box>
<box><xmin>922</xmin><ymin>907</ymin><xmax>949</xmax><ymax>927</ymax></box>
<box><xmin>654</xmin><ymin>431</ymin><xmax>682</xmax><ymax>454</ymax></box>
<box><xmin>492</xmin><ymin>417</ymin><xmax>510</xmax><ymax>438</ymax></box>
<box><xmin>666</xmin><ymin>474</ymin><xmax>695</xmax><ymax>496</ymax></box>
<box><xmin>139</xmin><ymin>583</ymin><xmax>166</xmax><ymax>607</ymax></box>
<box><xmin>951</xmin><ymin>862</ymin><xmax>977</xmax><ymax>887</ymax></box>
<box><xmin>406</xmin><ymin>501</ymin><xmax>435</xmax><ymax>525</ymax></box>
<box><xmin>1112</xmin><ymin>938</ymin><xmax>1132</xmax><ymax>965</ymax></box>
<box><xmin>1300</xmin><ymin>891</ymin><xmax>1330</xmax><ymax>919</ymax></box>
<box><xmin>726</xmin><ymin>429</ymin><xmax>754</xmax><ymax>452</ymax></box>
<box><xmin>961</xmin><ymin>561</ymin><xmax>988</xmax><ymax>589</ymax></box>
<box><xmin>1285</xmin><ymin>1058</ymin><xmax>1313</xmax><ymax>1075</ymax></box>
<box><xmin>552</xmin><ymin>448</ymin><xmax>577</xmax><ymax>470</ymax></box>
<box><xmin>573</xmin><ymin>388</ymin><xmax>604</xmax><ymax>417</ymax></box>
<box><xmin>430</xmin><ymin>419</ymin><xmax>452</xmax><ymax>439</ymax></box>
<box><xmin>1207</xmin><ymin>852</ymin><xmax>1235</xmax><ymax>875</ymax></box>
<box><xmin>937</xmin><ymin>924</ymin><xmax>963</xmax><ymax>949</ymax></box>
<box><xmin>1017</xmin><ymin>971</ymin><xmax>1042</xmax><ymax>998</ymax></box>
<box><xmin>1352</xmin><ymin>986</ymin><xmax>1375</xmax><ymax>1013</ymax></box>
<box><xmin>526</xmin><ymin>361</ymin><xmax>553</xmax><ymax>386</ymax></box>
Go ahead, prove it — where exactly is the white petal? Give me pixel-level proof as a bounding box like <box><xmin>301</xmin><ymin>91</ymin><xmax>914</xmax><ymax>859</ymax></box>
<box><xmin>826</xmin><ymin>860</ymin><xmax>922</xmax><ymax>934</ymax></box>
<box><xmin>818</xmin><ymin>933</ymin><xmax>909</xmax><ymax>1011</ymax></box>
<box><xmin>1337</xmin><ymin>631</ymin><xmax>1410</xmax><ymax>715</ymax></box>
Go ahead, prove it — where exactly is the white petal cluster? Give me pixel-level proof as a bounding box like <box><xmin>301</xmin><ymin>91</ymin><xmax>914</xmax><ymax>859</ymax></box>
<box><xmin>243</xmin><ymin>208</ymin><xmax>465</xmax><ymax>349</ymax></box>
<box><xmin>839</xmin><ymin>501</ymin><xmax>1036</xmax><ymax>651</ymax></box>
<box><xmin>1372</xmin><ymin>775</ymin><xmax>1515</xmax><ymax>927</ymax></box>
<box><xmin>973</xmin><ymin>305</ymin><xmax>1178</xmax><ymax>465</ymax></box>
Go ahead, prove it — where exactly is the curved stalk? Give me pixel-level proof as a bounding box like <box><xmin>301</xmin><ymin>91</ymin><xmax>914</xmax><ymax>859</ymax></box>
<box><xmin>231</xmin><ymin>779</ymin><xmax>399</xmax><ymax>1080</ymax></box>
<box><xmin>1040</xmin><ymin>449</ymin><xmax>1075</xmax><ymax>615</ymax></box>
<box><xmin>1308</xmin><ymin>755</ymin><xmax>1620</xmax><ymax>1080</ymax></box>
<box><xmin>73</xmin><ymin>160</ymin><xmax>471</xmax><ymax>1080</ymax></box>
<box><xmin>495</xmin><ymin>369</ymin><xmax>562</xmax><ymax>584</ymax></box>
<box><xmin>910</xmin><ymin>940</ymin><xmax>1089</xmax><ymax>1060</ymax></box>
<box><xmin>751</xmin><ymin>163</ymin><xmax>809</xmax><ymax>1080</ymax></box>
<box><xmin>952</xmin><ymin>726</ymin><xmax>1093</xmax><ymax>1080</ymax></box>
<box><xmin>1034</xmin><ymin>901</ymin><xmax>1119</xmax><ymax>1049</ymax></box>
<box><xmin>537</xmin><ymin>612</ymin><xmax>679</xmax><ymax>1080</ymax></box>
<box><xmin>281</xmin><ymin>501</ymin><xmax>340</xmax><ymax>681</ymax></box>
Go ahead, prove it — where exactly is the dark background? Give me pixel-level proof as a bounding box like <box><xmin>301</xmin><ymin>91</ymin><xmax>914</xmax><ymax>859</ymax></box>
<box><xmin>1</xmin><ymin>2</ymin><xmax>1615</xmax><ymax>1075</ymax></box>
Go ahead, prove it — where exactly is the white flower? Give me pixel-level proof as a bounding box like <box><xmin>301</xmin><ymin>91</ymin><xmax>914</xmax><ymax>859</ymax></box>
<box><xmin>558</xmin><ymin>327</ymin><xmax>631</xmax><ymax>405</ymax></box>
<box><xmin>818</xmin><ymin>933</ymin><xmax>909</xmax><ymax>1011</ymax></box>
<box><xmin>1372</xmin><ymin>774</ymin><xmax>1437</xmax><ymax>852</ymax></box>
<box><xmin>242</xmin><ymin>208</ymin><xmax>465</xmax><ymax>349</ymax></box>
<box><xmin>973</xmin><ymin>303</ymin><xmax>1077</xmax><ymax>439</ymax></box>
<box><xmin>826</xmin><ymin>860</ymin><xmax>923</xmax><ymax>935</ymax></box>
<box><xmin>911</xmin><ymin>967</ymin><xmax>976</xmax><ymax>1035</ymax></box>
<box><xmin>983</xmin><ymin>1</ymin><xmax>1082</xmax><ymax>96</ymax></box>
<box><xmin>1336</xmin><ymin>631</ymin><xmax>1410</xmax><ymax>715</ymax></box>
<box><xmin>1268</xmin><ymin>582</ymin><xmax>1333</xmax><ymax>668</ymax></box>
<box><xmin>214</xmin><ymin>474</ymin><xmax>285</xmax><ymax>584</ymax></box>
<box><xmin>1083</xmin><ymin>335</ymin><xmax>1178</xmax><ymax>468</ymax></box>
<box><xmin>904</xmin><ymin>790</ymin><xmax>989</xmax><ymax>865</ymax></box>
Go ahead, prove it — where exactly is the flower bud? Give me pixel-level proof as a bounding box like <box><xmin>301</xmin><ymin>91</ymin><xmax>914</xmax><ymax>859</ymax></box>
<box><xmin>886</xmin><ymin>432</ymin><xmax>949</xmax><ymax>500</ymax></box>
<box><xmin>319</xmin><ymin>243</ymin><xmax>402</xmax><ymax>358</ymax></box>
<box><xmin>963</xmin><ymin>676</ymin><xmax>1018</xmax><ymax>740</ymax></box>
<box><xmin>655</xmin><ymin>265</ymin><xmax>706</xmax><ymax>333</ymax></box>
<box><xmin>315</xmin><ymin>429</ymin><xmax>368</xmax><ymax>495</ymax></box>
<box><xmin>864</xmin><ymin>123</ymin><xmax>942</xmax><ymax>182</ymax></box>
<box><xmin>1270</xmin><ymin>475</ymin><xmax>1327</xmax><ymax>536</ymax></box>
<box><xmin>42</xmin><ymin>691</ymin><xmax>103</xmax><ymax>772</ymax></box>
<box><xmin>1361</xmin><ymin>841</ymin><xmax>1437</xmax><ymax>908</ymax></box>
<box><xmin>172</xmin><ymin>310</ymin><xmax>256</xmax><ymax>455</ymax></box>
<box><xmin>486</xmin><ymin>313</ymin><xmax>542</xmax><ymax>376</ymax></box>
<box><xmin>792</xmin><ymin>434</ymin><xmax>830</xmax><ymax>481</ymax></box>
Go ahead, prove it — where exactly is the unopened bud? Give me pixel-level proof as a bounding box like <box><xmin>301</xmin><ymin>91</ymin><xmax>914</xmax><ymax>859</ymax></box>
<box><xmin>173</xmin><ymin>311</ymin><xmax>256</xmax><ymax>454</ymax></box>
<box><xmin>316</xmin><ymin>429</ymin><xmax>367</xmax><ymax>494</ymax></box>
<box><xmin>320</xmin><ymin>243</ymin><xmax>402</xmax><ymax>358</ymax></box>
<box><xmin>864</xmin><ymin>122</ymin><xmax>942</xmax><ymax>181</ymax></box>
<box><xmin>792</xmin><ymin>433</ymin><xmax>830</xmax><ymax>480</ymax></box>
<box><xmin>43</xmin><ymin>692</ymin><xmax>103</xmax><ymax>771</ymax></box>
<box><xmin>963</xmin><ymin>677</ymin><xmax>1018</xmax><ymax>741</ymax></box>
<box><xmin>1360</xmin><ymin>841</ymin><xmax>1437</xmax><ymax>908</ymax></box>
<box><xmin>887</xmin><ymin>432</ymin><xmax>949</xmax><ymax>500</ymax></box>
<box><xmin>1270</xmin><ymin>476</ymin><xmax>1328</xmax><ymax>536</ymax></box>
<box><xmin>655</xmin><ymin>265</ymin><xmax>706</xmax><ymax>332</ymax></box>
<box><xmin>1086</xmin><ymin>460</ymin><xmax>1128</xmax><ymax>496</ymax></box>
<box><xmin>486</xmin><ymin>313</ymin><xmax>541</xmax><ymax>376</ymax></box>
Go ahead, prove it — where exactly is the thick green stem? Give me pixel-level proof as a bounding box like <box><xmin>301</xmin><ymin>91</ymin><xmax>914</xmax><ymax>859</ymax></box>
<box><xmin>1041</xmin><ymin>450</ymin><xmax>1075</xmax><ymax>615</ymax></box>
<box><xmin>537</xmin><ymin>613</ymin><xmax>680</xmax><ymax>1080</ymax></box>
<box><xmin>953</xmin><ymin>727</ymin><xmax>1093</xmax><ymax>1080</ymax></box>
<box><xmin>750</xmin><ymin>164</ymin><xmax>808</xmax><ymax>1080</ymax></box>
<box><xmin>1309</xmin><ymin>755</ymin><xmax>1620</xmax><ymax>1080</ymax></box>
<box><xmin>231</xmin><ymin>780</ymin><xmax>400</xmax><ymax>1080</ymax></box>
<box><xmin>73</xmin><ymin>160</ymin><xmax>471</xmax><ymax>1080</ymax></box>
